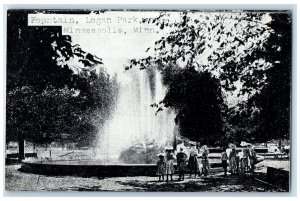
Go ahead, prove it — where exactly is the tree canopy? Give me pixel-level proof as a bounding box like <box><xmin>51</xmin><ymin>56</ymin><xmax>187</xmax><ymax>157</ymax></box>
<box><xmin>160</xmin><ymin>65</ymin><xmax>224</xmax><ymax>145</ymax></box>
<box><xmin>6</xmin><ymin>10</ymin><xmax>119</xmax><ymax>148</ymax></box>
<box><xmin>249</xmin><ymin>13</ymin><xmax>291</xmax><ymax>142</ymax></box>
<box><xmin>131</xmin><ymin>11</ymin><xmax>291</xmax><ymax>144</ymax></box>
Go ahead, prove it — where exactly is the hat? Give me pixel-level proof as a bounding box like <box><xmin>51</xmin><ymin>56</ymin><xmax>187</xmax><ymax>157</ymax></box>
<box><xmin>190</xmin><ymin>141</ymin><xmax>197</xmax><ymax>146</ymax></box>
<box><xmin>229</xmin><ymin>143</ymin><xmax>236</xmax><ymax>149</ymax></box>
<box><xmin>202</xmin><ymin>145</ymin><xmax>208</xmax><ymax>149</ymax></box>
<box><xmin>157</xmin><ymin>153</ymin><xmax>165</xmax><ymax>157</ymax></box>
<box><xmin>165</xmin><ymin>145</ymin><xmax>173</xmax><ymax>150</ymax></box>
<box><xmin>240</xmin><ymin>141</ymin><xmax>251</xmax><ymax>147</ymax></box>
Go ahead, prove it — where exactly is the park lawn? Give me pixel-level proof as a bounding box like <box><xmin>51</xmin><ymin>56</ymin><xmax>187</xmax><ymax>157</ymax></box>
<box><xmin>5</xmin><ymin>165</ymin><xmax>281</xmax><ymax>192</ymax></box>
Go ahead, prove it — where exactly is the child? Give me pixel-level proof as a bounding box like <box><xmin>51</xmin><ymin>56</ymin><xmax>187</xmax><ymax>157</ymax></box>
<box><xmin>249</xmin><ymin>146</ymin><xmax>257</xmax><ymax>173</ymax></box>
<box><xmin>156</xmin><ymin>153</ymin><xmax>166</xmax><ymax>181</ymax></box>
<box><xmin>202</xmin><ymin>145</ymin><xmax>210</xmax><ymax>176</ymax></box>
<box><xmin>245</xmin><ymin>145</ymin><xmax>251</xmax><ymax>172</ymax></box>
<box><xmin>235</xmin><ymin>151</ymin><xmax>241</xmax><ymax>175</ymax></box>
<box><xmin>221</xmin><ymin>147</ymin><xmax>228</xmax><ymax>176</ymax></box>
<box><xmin>165</xmin><ymin>146</ymin><xmax>176</xmax><ymax>182</ymax></box>
<box><xmin>176</xmin><ymin>148</ymin><xmax>187</xmax><ymax>181</ymax></box>
<box><xmin>229</xmin><ymin>146</ymin><xmax>237</xmax><ymax>174</ymax></box>
<box><xmin>240</xmin><ymin>147</ymin><xmax>247</xmax><ymax>174</ymax></box>
<box><xmin>188</xmin><ymin>142</ymin><xmax>199</xmax><ymax>178</ymax></box>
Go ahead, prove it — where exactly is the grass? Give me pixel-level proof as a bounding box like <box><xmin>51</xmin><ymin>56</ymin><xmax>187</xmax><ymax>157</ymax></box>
<box><xmin>5</xmin><ymin>164</ymin><xmax>285</xmax><ymax>192</ymax></box>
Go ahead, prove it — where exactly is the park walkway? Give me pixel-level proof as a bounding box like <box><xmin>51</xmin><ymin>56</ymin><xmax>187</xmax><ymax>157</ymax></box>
<box><xmin>5</xmin><ymin>165</ymin><xmax>283</xmax><ymax>192</ymax></box>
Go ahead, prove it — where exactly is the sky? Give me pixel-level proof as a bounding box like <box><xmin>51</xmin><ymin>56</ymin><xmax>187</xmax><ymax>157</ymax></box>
<box><xmin>65</xmin><ymin>11</ymin><xmax>169</xmax><ymax>75</ymax></box>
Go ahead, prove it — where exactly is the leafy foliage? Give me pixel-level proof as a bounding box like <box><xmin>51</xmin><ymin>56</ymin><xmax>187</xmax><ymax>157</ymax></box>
<box><xmin>132</xmin><ymin>11</ymin><xmax>291</xmax><ymax>144</ymax></box>
<box><xmin>249</xmin><ymin>13</ymin><xmax>291</xmax><ymax>142</ymax></box>
<box><xmin>7</xmin><ymin>87</ymin><xmax>82</xmax><ymax>143</ymax></box>
<box><xmin>132</xmin><ymin>12</ymin><xmax>273</xmax><ymax>100</ymax></box>
<box><xmin>6</xmin><ymin>10</ymin><xmax>119</xmax><ymax>148</ymax></box>
<box><xmin>7</xmin><ymin>10</ymin><xmax>103</xmax><ymax>92</ymax></box>
<box><xmin>224</xmin><ymin>13</ymin><xmax>292</xmax><ymax>143</ymax></box>
<box><xmin>157</xmin><ymin>65</ymin><xmax>224</xmax><ymax>145</ymax></box>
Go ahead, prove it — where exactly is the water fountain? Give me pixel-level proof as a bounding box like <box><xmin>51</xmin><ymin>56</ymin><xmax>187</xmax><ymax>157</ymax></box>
<box><xmin>96</xmin><ymin>67</ymin><xmax>176</xmax><ymax>161</ymax></box>
<box><xmin>20</xmin><ymin>67</ymin><xmax>264</xmax><ymax>176</ymax></box>
<box><xmin>21</xmin><ymin>67</ymin><xmax>178</xmax><ymax>176</ymax></box>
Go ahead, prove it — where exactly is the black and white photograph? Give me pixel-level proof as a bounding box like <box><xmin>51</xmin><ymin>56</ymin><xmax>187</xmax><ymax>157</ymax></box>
<box><xmin>5</xmin><ymin>8</ymin><xmax>292</xmax><ymax>192</ymax></box>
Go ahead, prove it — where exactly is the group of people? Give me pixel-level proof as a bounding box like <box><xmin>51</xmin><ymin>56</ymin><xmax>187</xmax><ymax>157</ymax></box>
<box><xmin>221</xmin><ymin>142</ymin><xmax>257</xmax><ymax>176</ymax></box>
<box><xmin>156</xmin><ymin>142</ymin><xmax>210</xmax><ymax>182</ymax></box>
<box><xmin>156</xmin><ymin>141</ymin><xmax>258</xmax><ymax>182</ymax></box>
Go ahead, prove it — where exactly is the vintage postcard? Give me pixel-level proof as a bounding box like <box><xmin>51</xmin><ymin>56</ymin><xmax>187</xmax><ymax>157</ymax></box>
<box><xmin>5</xmin><ymin>9</ymin><xmax>291</xmax><ymax>192</ymax></box>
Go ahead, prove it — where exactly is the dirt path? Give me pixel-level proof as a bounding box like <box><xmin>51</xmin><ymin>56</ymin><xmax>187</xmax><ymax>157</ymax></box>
<box><xmin>5</xmin><ymin>165</ymin><xmax>280</xmax><ymax>192</ymax></box>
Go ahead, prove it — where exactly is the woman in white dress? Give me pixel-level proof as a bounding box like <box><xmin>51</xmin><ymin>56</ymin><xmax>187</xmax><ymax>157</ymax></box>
<box><xmin>165</xmin><ymin>146</ymin><xmax>176</xmax><ymax>182</ymax></box>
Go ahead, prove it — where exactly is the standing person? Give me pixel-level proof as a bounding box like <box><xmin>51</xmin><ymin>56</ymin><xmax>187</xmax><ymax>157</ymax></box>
<box><xmin>165</xmin><ymin>146</ymin><xmax>176</xmax><ymax>182</ymax></box>
<box><xmin>240</xmin><ymin>141</ymin><xmax>252</xmax><ymax>173</ymax></box>
<box><xmin>156</xmin><ymin>153</ymin><xmax>166</xmax><ymax>181</ymax></box>
<box><xmin>245</xmin><ymin>145</ymin><xmax>251</xmax><ymax>172</ymax></box>
<box><xmin>188</xmin><ymin>142</ymin><xmax>199</xmax><ymax>178</ymax></box>
<box><xmin>196</xmin><ymin>142</ymin><xmax>201</xmax><ymax>153</ymax></box>
<box><xmin>249</xmin><ymin>145</ymin><xmax>257</xmax><ymax>173</ymax></box>
<box><xmin>202</xmin><ymin>145</ymin><xmax>210</xmax><ymax>176</ymax></box>
<box><xmin>221</xmin><ymin>147</ymin><xmax>228</xmax><ymax>177</ymax></box>
<box><xmin>229</xmin><ymin>144</ymin><xmax>237</xmax><ymax>175</ymax></box>
<box><xmin>240</xmin><ymin>147</ymin><xmax>248</xmax><ymax>174</ymax></box>
<box><xmin>235</xmin><ymin>150</ymin><xmax>241</xmax><ymax>175</ymax></box>
<box><xmin>176</xmin><ymin>147</ymin><xmax>187</xmax><ymax>181</ymax></box>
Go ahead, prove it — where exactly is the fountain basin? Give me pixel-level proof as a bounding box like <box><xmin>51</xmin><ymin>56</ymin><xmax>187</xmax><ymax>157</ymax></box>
<box><xmin>21</xmin><ymin>155</ymin><xmax>264</xmax><ymax>177</ymax></box>
<box><xmin>21</xmin><ymin>159</ymin><xmax>224</xmax><ymax>177</ymax></box>
<box><xmin>21</xmin><ymin>160</ymin><xmax>158</xmax><ymax>177</ymax></box>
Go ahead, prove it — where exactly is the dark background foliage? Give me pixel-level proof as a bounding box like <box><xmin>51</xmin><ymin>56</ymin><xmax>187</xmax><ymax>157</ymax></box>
<box><xmin>133</xmin><ymin>11</ymin><xmax>292</xmax><ymax>146</ymax></box>
<box><xmin>159</xmin><ymin>65</ymin><xmax>223</xmax><ymax>145</ymax></box>
<box><xmin>6</xmin><ymin>10</ymin><xmax>119</xmax><ymax>158</ymax></box>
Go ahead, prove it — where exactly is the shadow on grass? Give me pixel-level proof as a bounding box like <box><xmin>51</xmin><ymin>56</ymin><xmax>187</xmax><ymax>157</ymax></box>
<box><xmin>115</xmin><ymin>174</ymin><xmax>280</xmax><ymax>192</ymax></box>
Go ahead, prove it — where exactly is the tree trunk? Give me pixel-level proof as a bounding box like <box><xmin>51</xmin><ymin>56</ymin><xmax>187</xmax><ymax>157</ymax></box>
<box><xmin>279</xmin><ymin>139</ymin><xmax>282</xmax><ymax>147</ymax></box>
<box><xmin>18</xmin><ymin>135</ymin><xmax>25</xmax><ymax>161</ymax></box>
<box><xmin>173</xmin><ymin>133</ymin><xmax>177</xmax><ymax>151</ymax></box>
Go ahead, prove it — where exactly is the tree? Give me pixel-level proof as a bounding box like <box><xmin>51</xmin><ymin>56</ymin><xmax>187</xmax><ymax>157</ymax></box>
<box><xmin>7</xmin><ymin>10</ymin><xmax>103</xmax><ymax>92</ymax></box>
<box><xmin>249</xmin><ymin>13</ymin><xmax>291</xmax><ymax>142</ymax></box>
<box><xmin>158</xmin><ymin>65</ymin><xmax>224</xmax><ymax>145</ymax></box>
<box><xmin>6</xmin><ymin>10</ymin><xmax>119</xmax><ymax>159</ymax></box>
<box><xmin>130</xmin><ymin>11</ymin><xmax>291</xmax><ymax>144</ymax></box>
<box><xmin>7</xmin><ymin>87</ymin><xmax>82</xmax><ymax>143</ymax></box>
<box><xmin>133</xmin><ymin>12</ymin><xmax>273</xmax><ymax>98</ymax></box>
